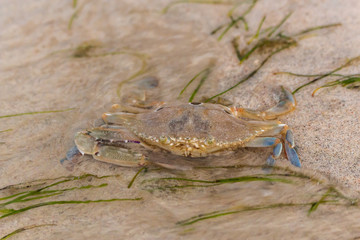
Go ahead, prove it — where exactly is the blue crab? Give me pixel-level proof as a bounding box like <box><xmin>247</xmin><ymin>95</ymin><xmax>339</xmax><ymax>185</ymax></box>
<box><xmin>66</xmin><ymin>85</ymin><xmax>300</xmax><ymax>169</ymax></box>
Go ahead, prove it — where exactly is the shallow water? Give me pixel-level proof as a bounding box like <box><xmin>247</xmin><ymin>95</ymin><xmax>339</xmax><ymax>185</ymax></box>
<box><xmin>1</xmin><ymin>0</ymin><xmax>360</xmax><ymax>239</ymax></box>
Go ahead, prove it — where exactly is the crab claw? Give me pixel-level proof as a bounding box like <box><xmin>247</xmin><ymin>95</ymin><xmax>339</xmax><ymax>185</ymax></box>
<box><xmin>230</xmin><ymin>86</ymin><xmax>296</xmax><ymax>120</ymax></box>
<box><xmin>262</xmin><ymin>86</ymin><xmax>296</xmax><ymax>119</ymax></box>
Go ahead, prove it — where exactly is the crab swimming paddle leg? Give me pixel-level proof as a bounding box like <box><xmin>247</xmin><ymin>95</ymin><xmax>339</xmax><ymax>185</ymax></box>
<box><xmin>284</xmin><ymin>129</ymin><xmax>301</xmax><ymax>167</ymax></box>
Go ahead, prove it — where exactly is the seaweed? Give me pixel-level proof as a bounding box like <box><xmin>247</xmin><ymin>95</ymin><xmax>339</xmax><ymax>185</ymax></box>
<box><xmin>312</xmin><ymin>76</ymin><xmax>360</xmax><ymax>96</ymax></box>
<box><xmin>179</xmin><ymin>67</ymin><xmax>210</xmax><ymax>98</ymax></box>
<box><xmin>0</xmin><ymin>108</ymin><xmax>75</xmax><ymax>119</ymax></box>
<box><xmin>275</xmin><ymin>55</ymin><xmax>360</xmax><ymax>95</ymax></box>
<box><xmin>204</xmin><ymin>13</ymin><xmax>296</xmax><ymax>101</ymax></box>
<box><xmin>206</xmin><ymin>12</ymin><xmax>341</xmax><ymax>100</ymax></box>
<box><xmin>0</xmin><ymin>224</ymin><xmax>55</xmax><ymax>240</ymax></box>
<box><xmin>153</xmin><ymin>175</ymin><xmax>292</xmax><ymax>184</ymax></box>
<box><xmin>205</xmin><ymin>42</ymin><xmax>295</xmax><ymax>102</ymax></box>
<box><xmin>0</xmin><ymin>184</ymin><xmax>108</xmax><ymax>206</ymax></box>
<box><xmin>236</xmin><ymin>12</ymin><xmax>295</xmax><ymax>64</ymax></box>
<box><xmin>267</xmin><ymin>12</ymin><xmax>292</xmax><ymax>37</ymax></box>
<box><xmin>240</xmin><ymin>20</ymin><xmax>340</xmax><ymax>64</ymax></box>
<box><xmin>293</xmin><ymin>23</ymin><xmax>342</xmax><ymax>37</ymax></box>
<box><xmin>246</xmin><ymin>15</ymin><xmax>266</xmax><ymax>44</ymax></box>
<box><xmin>128</xmin><ymin>167</ymin><xmax>147</xmax><ymax>189</ymax></box>
<box><xmin>307</xmin><ymin>188</ymin><xmax>332</xmax><ymax>215</ymax></box>
<box><xmin>1</xmin><ymin>176</ymin><xmax>99</xmax><ymax>203</ymax></box>
<box><xmin>68</xmin><ymin>1</ymin><xmax>87</xmax><ymax>30</ymax></box>
<box><xmin>142</xmin><ymin>174</ymin><xmax>293</xmax><ymax>192</ymax></box>
<box><xmin>162</xmin><ymin>165</ymin><xmax>357</xmax><ymax>226</ymax></box>
<box><xmin>0</xmin><ymin>175</ymin><xmax>92</xmax><ymax>192</ymax></box>
<box><xmin>0</xmin><ymin>129</ymin><xmax>12</xmax><ymax>134</ymax></box>
<box><xmin>155</xmin><ymin>184</ymin><xmax>221</xmax><ymax>190</ymax></box>
<box><xmin>0</xmin><ymin>174</ymin><xmax>142</xmax><ymax>219</ymax></box>
<box><xmin>0</xmin><ymin>198</ymin><xmax>142</xmax><ymax>219</ymax></box>
<box><xmin>177</xmin><ymin>203</ymin><xmax>310</xmax><ymax>226</ymax></box>
<box><xmin>177</xmin><ymin>186</ymin><xmax>356</xmax><ymax>226</ymax></box>
<box><xmin>195</xmin><ymin>164</ymin><xmax>324</xmax><ymax>183</ymax></box>
<box><xmin>139</xmin><ymin>162</ymin><xmax>358</xmax><ymax>222</ymax></box>
<box><xmin>72</xmin><ymin>41</ymin><xmax>101</xmax><ymax>58</ymax></box>
<box><xmin>218</xmin><ymin>16</ymin><xmax>248</xmax><ymax>40</ymax></box>
<box><xmin>178</xmin><ymin>65</ymin><xmax>213</xmax><ymax>102</ymax></box>
<box><xmin>231</xmin><ymin>36</ymin><xmax>242</xmax><ymax>60</ymax></box>
<box><xmin>142</xmin><ymin>165</ymin><xmax>334</xmax><ymax>191</ymax></box>
<box><xmin>274</xmin><ymin>72</ymin><xmax>352</xmax><ymax>78</ymax></box>
<box><xmin>188</xmin><ymin>68</ymin><xmax>212</xmax><ymax>102</ymax></box>
<box><xmin>162</xmin><ymin>0</ymin><xmax>235</xmax><ymax>14</ymax></box>
<box><xmin>292</xmin><ymin>55</ymin><xmax>360</xmax><ymax>94</ymax></box>
<box><xmin>213</xmin><ymin>0</ymin><xmax>257</xmax><ymax>41</ymax></box>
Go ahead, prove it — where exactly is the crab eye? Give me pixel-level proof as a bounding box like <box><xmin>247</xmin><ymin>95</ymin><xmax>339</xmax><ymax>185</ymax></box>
<box><xmin>189</xmin><ymin>102</ymin><xmax>202</xmax><ymax>105</ymax></box>
<box><xmin>155</xmin><ymin>107</ymin><xmax>164</xmax><ymax>112</ymax></box>
<box><xmin>159</xmin><ymin>135</ymin><xmax>170</xmax><ymax>144</ymax></box>
<box><xmin>205</xmin><ymin>136</ymin><xmax>215</xmax><ymax>145</ymax></box>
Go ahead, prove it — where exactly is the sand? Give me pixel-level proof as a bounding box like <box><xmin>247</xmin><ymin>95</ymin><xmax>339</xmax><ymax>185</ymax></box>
<box><xmin>1</xmin><ymin>0</ymin><xmax>360</xmax><ymax>239</ymax></box>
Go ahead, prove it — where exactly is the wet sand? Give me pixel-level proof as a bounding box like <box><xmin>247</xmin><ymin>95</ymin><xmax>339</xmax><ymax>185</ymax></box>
<box><xmin>1</xmin><ymin>0</ymin><xmax>360</xmax><ymax>239</ymax></box>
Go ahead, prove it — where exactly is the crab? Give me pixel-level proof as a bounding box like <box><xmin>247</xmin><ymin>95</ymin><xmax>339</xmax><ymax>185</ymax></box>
<box><xmin>65</xmin><ymin>84</ymin><xmax>301</xmax><ymax>169</ymax></box>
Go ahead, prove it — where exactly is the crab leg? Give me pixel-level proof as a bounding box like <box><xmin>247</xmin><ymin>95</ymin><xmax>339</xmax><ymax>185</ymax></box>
<box><xmin>268</xmin><ymin>142</ymin><xmax>283</xmax><ymax>166</ymax></box>
<box><xmin>230</xmin><ymin>86</ymin><xmax>296</xmax><ymax>120</ymax></box>
<box><xmin>244</xmin><ymin>129</ymin><xmax>301</xmax><ymax>167</ymax></box>
<box><xmin>244</xmin><ymin>137</ymin><xmax>280</xmax><ymax>147</ymax></box>
<box><xmin>244</xmin><ymin>137</ymin><xmax>283</xmax><ymax>166</ymax></box>
<box><xmin>283</xmin><ymin>129</ymin><xmax>301</xmax><ymax>167</ymax></box>
<box><xmin>102</xmin><ymin>112</ymin><xmax>136</xmax><ymax>125</ymax></box>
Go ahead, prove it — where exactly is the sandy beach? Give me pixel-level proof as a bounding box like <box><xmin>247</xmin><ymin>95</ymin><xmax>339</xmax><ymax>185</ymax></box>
<box><xmin>1</xmin><ymin>0</ymin><xmax>360</xmax><ymax>239</ymax></box>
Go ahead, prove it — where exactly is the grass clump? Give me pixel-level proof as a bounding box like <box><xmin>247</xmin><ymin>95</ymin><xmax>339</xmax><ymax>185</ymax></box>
<box><xmin>141</xmin><ymin>168</ymin><xmax>298</xmax><ymax>191</ymax></box>
<box><xmin>204</xmin><ymin>10</ymin><xmax>340</xmax><ymax>101</ymax></box>
<box><xmin>176</xmin><ymin>185</ymin><xmax>357</xmax><ymax>226</ymax></box>
<box><xmin>0</xmin><ymin>174</ymin><xmax>142</xmax><ymax>219</ymax></box>
<box><xmin>275</xmin><ymin>55</ymin><xmax>360</xmax><ymax>95</ymax></box>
